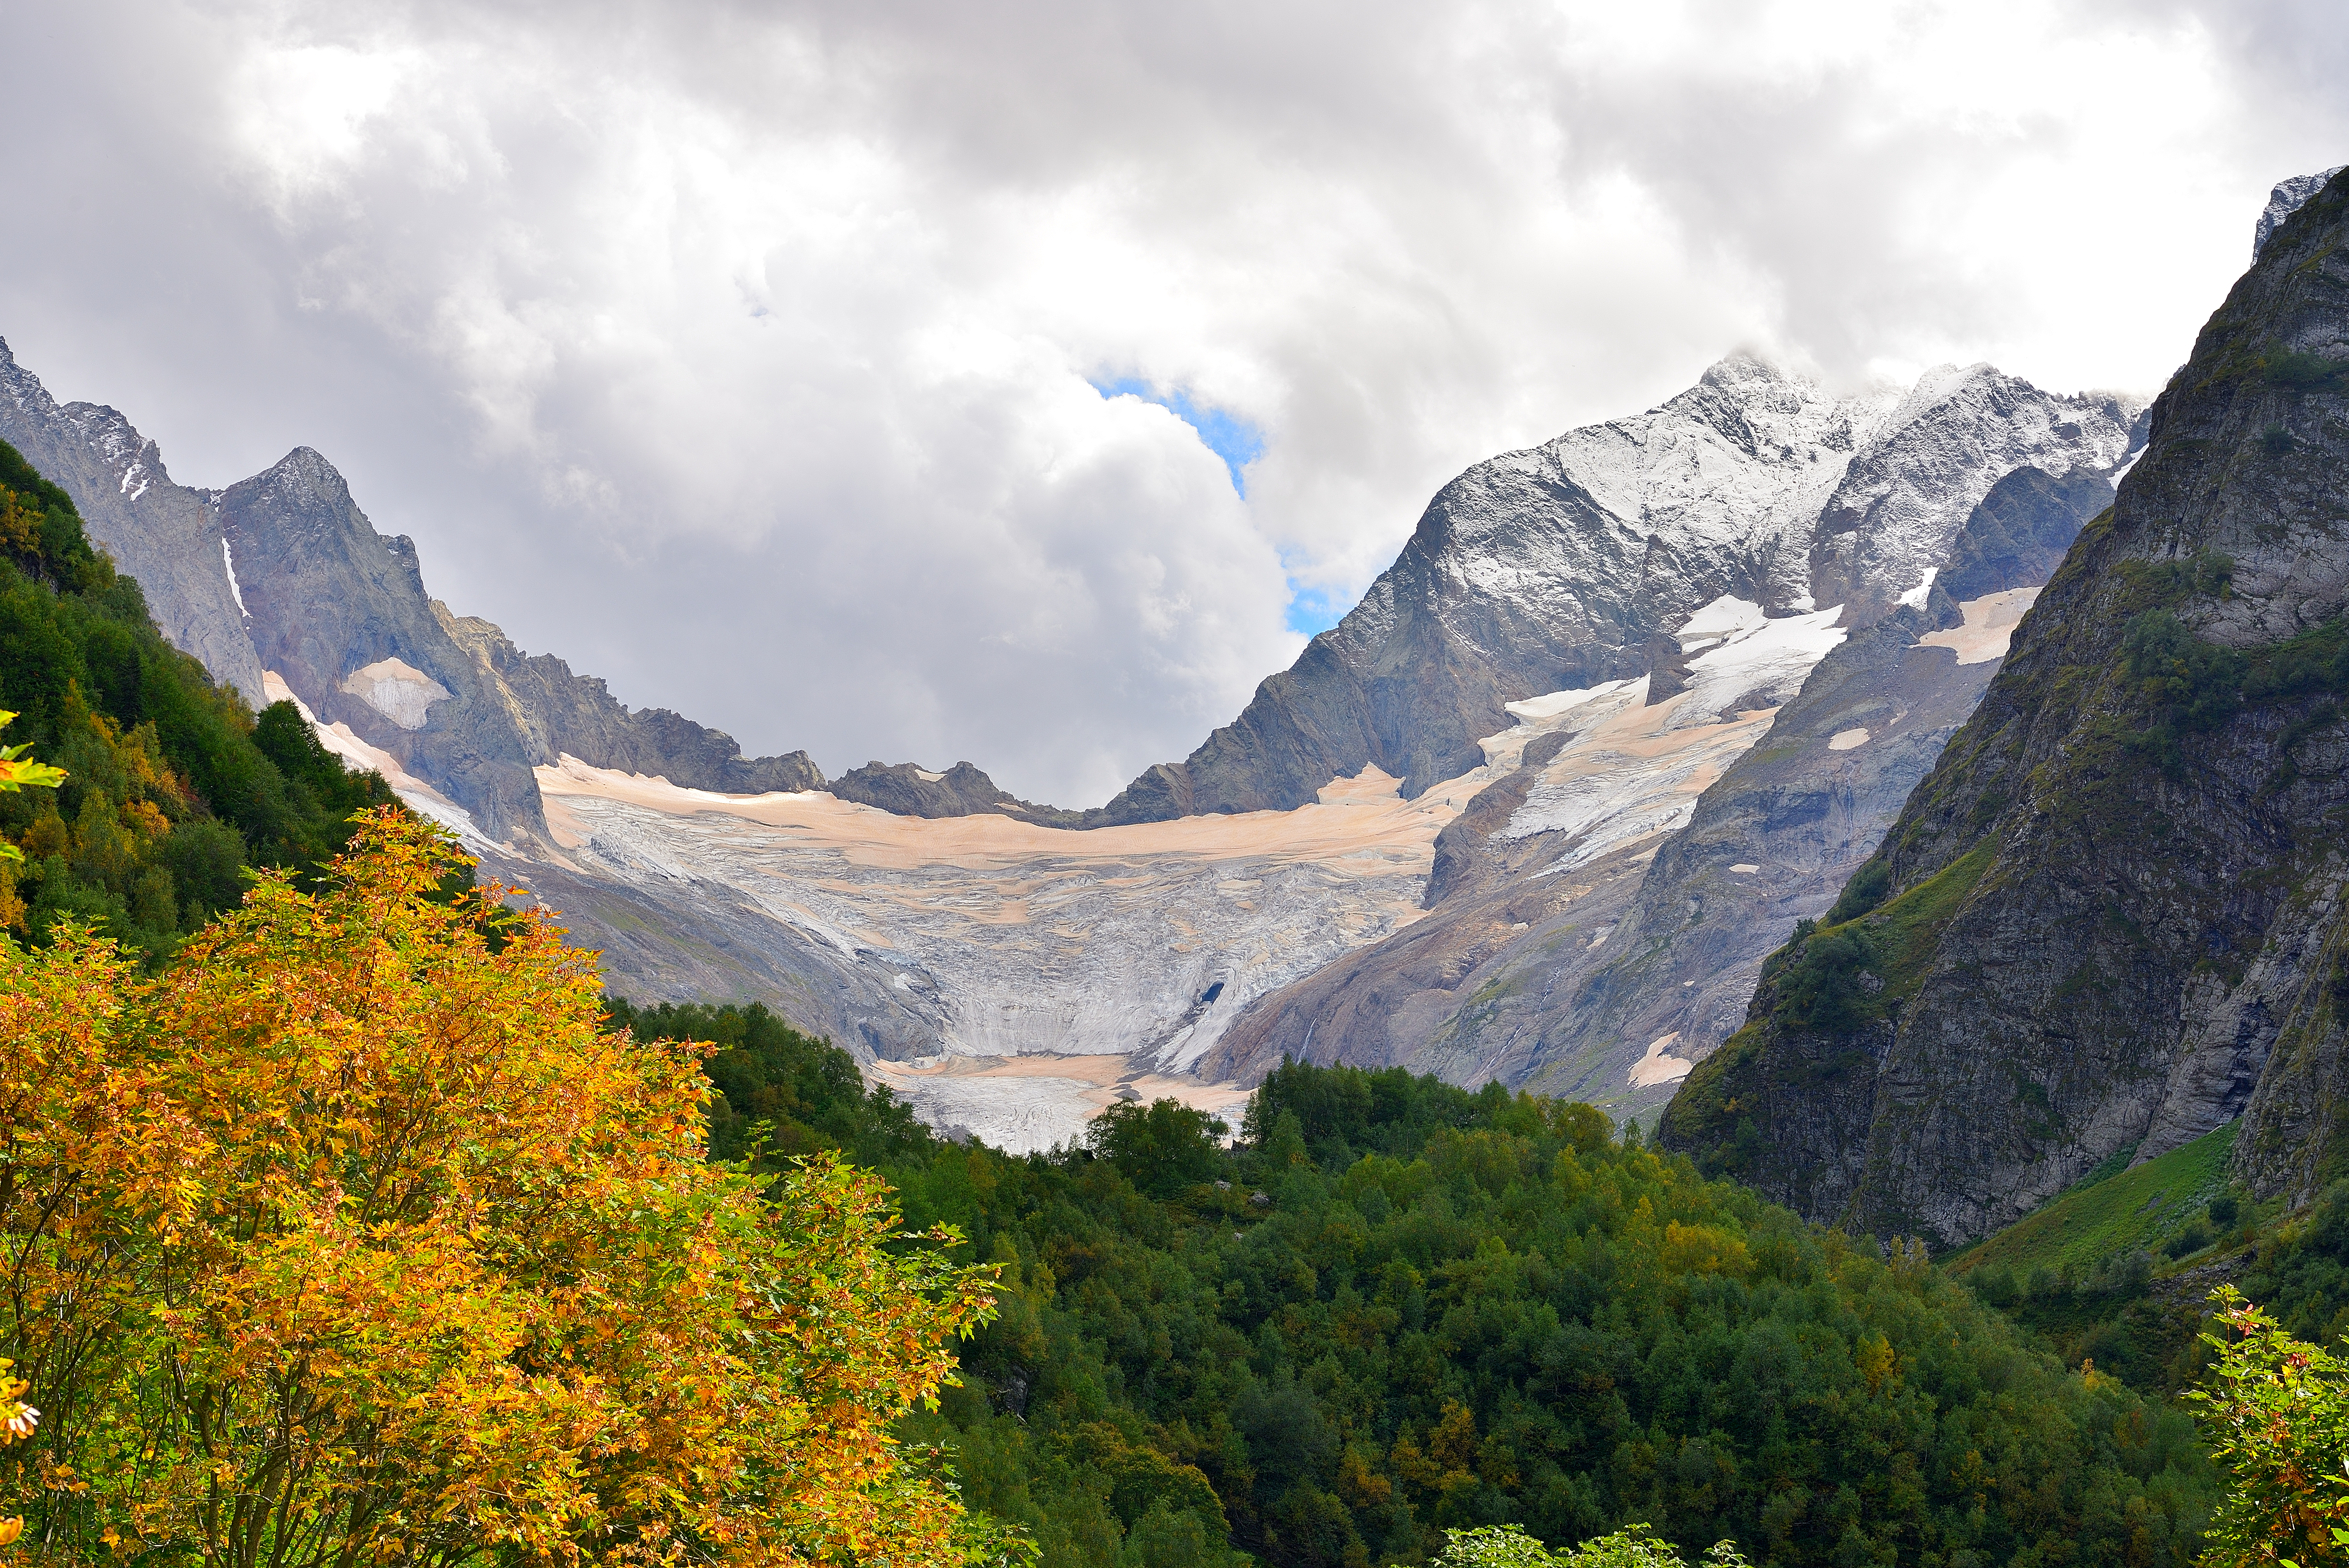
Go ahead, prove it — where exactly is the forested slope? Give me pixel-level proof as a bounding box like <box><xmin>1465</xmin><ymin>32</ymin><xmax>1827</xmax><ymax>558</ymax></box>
<box><xmin>0</xmin><ymin>438</ymin><xmax>390</xmax><ymax>957</ymax></box>
<box><xmin>619</xmin><ymin>1000</ymin><xmax>2217</xmax><ymax>1568</ymax></box>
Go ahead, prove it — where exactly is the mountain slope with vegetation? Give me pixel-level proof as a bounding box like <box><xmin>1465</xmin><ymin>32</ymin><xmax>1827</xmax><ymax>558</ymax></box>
<box><xmin>0</xmin><ymin>437</ymin><xmax>390</xmax><ymax>959</ymax></box>
<box><xmin>620</xmin><ymin>1000</ymin><xmax>2217</xmax><ymax>1568</ymax></box>
<box><xmin>1662</xmin><ymin>168</ymin><xmax>2349</xmax><ymax>1245</ymax></box>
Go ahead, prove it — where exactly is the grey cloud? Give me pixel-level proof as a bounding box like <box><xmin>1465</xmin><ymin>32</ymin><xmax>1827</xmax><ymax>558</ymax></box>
<box><xmin>0</xmin><ymin>0</ymin><xmax>2341</xmax><ymax>804</ymax></box>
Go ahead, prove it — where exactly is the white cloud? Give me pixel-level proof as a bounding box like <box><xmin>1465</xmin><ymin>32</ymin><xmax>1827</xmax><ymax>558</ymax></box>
<box><xmin>0</xmin><ymin>0</ymin><xmax>2342</xmax><ymax>803</ymax></box>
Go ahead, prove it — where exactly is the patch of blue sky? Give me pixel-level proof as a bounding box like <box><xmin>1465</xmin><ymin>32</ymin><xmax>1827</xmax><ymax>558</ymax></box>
<box><xmin>1283</xmin><ymin>583</ymin><xmax>1353</xmax><ymax>637</ymax></box>
<box><xmin>1091</xmin><ymin>377</ymin><xmax>1265</xmax><ymax>497</ymax></box>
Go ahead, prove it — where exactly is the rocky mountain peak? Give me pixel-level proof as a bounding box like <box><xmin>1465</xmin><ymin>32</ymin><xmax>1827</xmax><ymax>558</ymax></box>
<box><xmin>2256</xmin><ymin>166</ymin><xmax>2347</xmax><ymax>258</ymax></box>
<box><xmin>1662</xmin><ymin>167</ymin><xmax>2349</xmax><ymax>1239</ymax></box>
<box><xmin>58</xmin><ymin>403</ymin><xmax>168</xmax><ymax>501</ymax></box>
<box><xmin>0</xmin><ymin>337</ymin><xmax>265</xmax><ymax>699</ymax></box>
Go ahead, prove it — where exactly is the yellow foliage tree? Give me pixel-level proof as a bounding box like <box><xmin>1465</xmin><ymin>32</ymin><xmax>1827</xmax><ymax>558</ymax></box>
<box><xmin>0</xmin><ymin>809</ymin><xmax>996</xmax><ymax>1564</ymax></box>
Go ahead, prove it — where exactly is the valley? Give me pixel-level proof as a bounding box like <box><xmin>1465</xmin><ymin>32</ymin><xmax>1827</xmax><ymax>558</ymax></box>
<box><xmin>0</xmin><ymin>320</ymin><xmax>2140</xmax><ymax>1144</ymax></box>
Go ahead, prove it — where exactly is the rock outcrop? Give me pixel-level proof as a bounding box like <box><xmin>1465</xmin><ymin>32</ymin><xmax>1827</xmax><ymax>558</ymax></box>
<box><xmin>826</xmin><ymin>759</ymin><xmax>1085</xmax><ymax>825</ymax></box>
<box><xmin>217</xmin><ymin>449</ymin><xmax>549</xmax><ymax>844</ymax></box>
<box><xmin>434</xmin><ymin>605</ymin><xmax>827</xmax><ymax>795</ymax></box>
<box><xmin>1199</xmin><ymin>368</ymin><xmax>2134</xmax><ymax>1114</ymax></box>
<box><xmin>0</xmin><ymin>338</ymin><xmax>264</xmax><ymax>699</ymax></box>
<box><xmin>1661</xmin><ymin>168</ymin><xmax>2349</xmax><ymax>1241</ymax></box>
<box><xmin>1093</xmin><ymin>355</ymin><xmax>2139</xmax><ymax>826</ymax></box>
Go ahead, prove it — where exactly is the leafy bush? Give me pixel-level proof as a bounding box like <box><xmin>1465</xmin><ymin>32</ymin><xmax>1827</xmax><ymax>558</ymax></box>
<box><xmin>1769</xmin><ymin>920</ymin><xmax>1882</xmax><ymax>1034</ymax></box>
<box><xmin>1087</xmin><ymin>1097</ymin><xmax>1228</xmax><ymax>1198</ymax></box>
<box><xmin>1437</xmin><ymin>1522</ymin><xmax>1747</xmax><ymax>1568</ymax></box>
<box><xmin>0</xmin><ymin>812</ymin><xmax>998</xmax><ymax>1563</ymax></box>
<box><xmin>2190</xmin><ymin>1288</ymin><xmax>2349</xmax><ymax>1566</ymax></box>
<box><xmin>1825</xmin><ymin>855</ymin><xmax>1891</xmax><ymax>924</ymax></box>
<box><xmin>2263</xmin><ymin>349</ymin><xmax>2349</xmax><ymax>392</ymax></box>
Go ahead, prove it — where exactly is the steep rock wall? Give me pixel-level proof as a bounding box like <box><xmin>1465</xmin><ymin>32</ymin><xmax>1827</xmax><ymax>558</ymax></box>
<box><xmin>1661</xmin><ymin>170</ymin><xmax>2349</xmax><ymax>1241</ymax></box>
<box><xmin>0</xmin><ymin>338</ymin><xmax>264</xmax><ymax>699</ymax></box>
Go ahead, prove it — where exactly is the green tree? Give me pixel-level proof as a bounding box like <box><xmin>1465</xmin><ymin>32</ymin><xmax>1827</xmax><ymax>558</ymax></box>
<box><xmin>2189</xmin><ymin>1286</ymin><xmax>2349</xmax><ymax>1566</ymax></box>
<box><xmin>1087</xmin><ymin>1098</ymin><xmax>1226</xmax><ymax>1198</ymax></box>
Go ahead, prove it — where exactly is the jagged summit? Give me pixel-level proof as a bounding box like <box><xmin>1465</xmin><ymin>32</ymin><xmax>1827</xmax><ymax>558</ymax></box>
<box><xmin>2257</xmin><ymin>165</ymin><xmax>2347</xmax><ymax>258</ymax></box>
<box><xmin>1662</xmin><ymin>166</ymin><xmax>2349</xmax><ymax>1240</ymax></box>
<box><xmin>1090</xmin><ymin>353</ymin><xmax>2143</xmax><ymax>828</ymax></box>
<box><xmin>0</xmin><ymin>337</ymin><xmax>265</xmax><ymax>698</ymax></box>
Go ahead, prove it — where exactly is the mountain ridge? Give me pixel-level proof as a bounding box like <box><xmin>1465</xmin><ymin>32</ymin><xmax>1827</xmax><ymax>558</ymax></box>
<box><xmin>1660</xmin><ymin>166</ymin><xmax>2349</xmax><ymax>1242</ymax></box>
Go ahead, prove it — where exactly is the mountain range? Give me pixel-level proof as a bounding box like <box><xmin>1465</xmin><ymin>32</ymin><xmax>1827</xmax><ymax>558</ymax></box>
<box><xmin>5</xmin><ymin>170</ymin><xmax>2339</xmax><ymax>1179</ymax></box>
<box><xmin>1661</xmin><ymin>164</ymin><xmax>2349</xmax><ymax>1246</ymax></box>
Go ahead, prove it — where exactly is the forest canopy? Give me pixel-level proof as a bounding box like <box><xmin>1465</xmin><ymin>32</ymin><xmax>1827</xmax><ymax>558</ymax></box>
<box><xmin>616</xmin><ymin>1021</ymin><xmax>2221</xmax><ymax>1568</ymax></box>
<box><xmin>0</xmin><ymin>436</ymin><xmax>390</xmax><ymax>960</ymax></box>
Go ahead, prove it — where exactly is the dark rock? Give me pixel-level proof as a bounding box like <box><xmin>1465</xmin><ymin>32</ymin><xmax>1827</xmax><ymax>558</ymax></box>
<box><xmin>828</xmin><ymin>758</ymin><xmax>1087</xmax><ymax>826</ymax></box>
<box><xmin>436</xmin><ymin>605</ymin><xmax>825</xmax><ymax>794</ymax></box>
<box><xmin>0</xmin><ymin>338</ymin><xmax>264</xmax><ymax>699</ymax></box>
<box><xmin>1938</xmin><ymin>465</ymin><xmax>2114</xmax><ymax>603</ymax></box>
<box><xmin>1644</xmin><ymin>634</ymin><xmax>1694</xmax><ymax>703</ymax></box>
<box><xmin>1661</xmin><ymin>167</ymin><xmax>2349</xmax><ymax>1241</ymax></box>
<box><xmin>218</xmin><ymin>449</ymin><xmax>549</xmax><ymax>843</ymax></box>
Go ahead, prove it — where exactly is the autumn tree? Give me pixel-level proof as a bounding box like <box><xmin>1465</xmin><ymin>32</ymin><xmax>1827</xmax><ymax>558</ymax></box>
<box><xmin>2190</xmin><ymin>1286</ymin><xmax>2349</xmax><ymax>1566</ymax></box>
<box><xmin>0</xmin><ymin>809</ymin><xmax>997</xmax><ymax>1564</ymax></box>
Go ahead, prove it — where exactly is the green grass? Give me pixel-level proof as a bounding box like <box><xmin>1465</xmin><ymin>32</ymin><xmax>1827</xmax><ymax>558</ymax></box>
<box><xmin>1867</xmin><ymin>842</ymin><xmax>1996</xmax><ymax>1001</ymax></box>
<box><xmin>1948</xmin><ymin>1120</ymin><xmax>2238</xmax><ymax>1279</ymax></box>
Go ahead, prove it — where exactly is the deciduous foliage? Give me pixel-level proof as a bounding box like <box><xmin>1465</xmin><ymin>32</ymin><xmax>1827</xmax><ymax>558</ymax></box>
<box><xmin>2189</xmin><ymin>1287</ymin><xmax>2349</xmax><ymax>1567</ymax></box>
<box><xmin>614</xmin><ymin>1012</ymin><xmax>2221</xmax><ymax>1568</ymax></box>
<box><xmin>0</xmin><ymin>438</ymin><xmax>394</xmax><ymax>959</ymax></box>
<box><xmin>0</xmin><ymin>810</ymin><xmax>997</xmax><ymax>1564</ymax></box>
<box><xmin>1436</xmin><ymin>1522</ymin><xmax>1747</xmax><ymax>1568</ymax></box>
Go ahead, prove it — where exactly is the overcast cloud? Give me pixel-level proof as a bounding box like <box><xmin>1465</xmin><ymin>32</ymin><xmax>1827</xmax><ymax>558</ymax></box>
<box><xmin>1</xmin><ymin>0</ymin><xmax>2344</xmax><ymax>804</ymax></box>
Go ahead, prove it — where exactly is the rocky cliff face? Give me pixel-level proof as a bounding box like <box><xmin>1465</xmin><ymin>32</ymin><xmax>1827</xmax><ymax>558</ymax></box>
<box><xmin>1199</xmin><ymin>371</ymin><xmax>2133</xmax><ymax>1114</ymax></box>
<box><xmin>0</xmin><ymin>338</ymin><xmax>264</xmax><ymax>699</ymax></box>
<box><xmin>1094</xmin><ymin>355</ymin><xmax>2138</xmax><ymax>826</ymax></box>
<box><xmin>217</xmin><ymin>450</ymin><xmax>550</xmax><ymax>844</ymax></box>
<box><xmin>1660</xmin><ymin>168</ymin><xmax>2349</xmax><ymax>1242</ymax></box>
<box><xmin>434</xmin><ymin>605</ymin><xmax>827</xmax><ymax>795</ymax></box>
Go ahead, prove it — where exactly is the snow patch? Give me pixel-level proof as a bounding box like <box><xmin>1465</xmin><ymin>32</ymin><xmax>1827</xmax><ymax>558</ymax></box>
<box><xmin>1829</xmin><ymin>727</ymin><xmax>1871</xmax><ymax>751</ymax></box>
<box><xmin>1916</xmin><ymin>586</ymin><xmax>2039</xmax><ymax>666</ymax></box>
<box><xmin>1504</xmin><ymin>681</ymin><xmax>1633</xmax><ymax>723</ymax></box>
<box><xmin>1895</xmin><ymin>566</ymin><xmax>1938</xmax><ymax>609</ymax></box>
<box><xmin>262</xmin><ymin>670</ymin><xmax>490</xmax><ymax>852</ymax></box>
<box><xmin>340</xmin><ymin>657</ymin><xmax>452</xmax><ymax>730</ymax></box>
<box><xmin>1676</xmin><ymin>595</ymin><xmax>1768</xmax><ymax>641</ymax></box>
<box><xmin>1669</xmin><ymin>606</ymin><xmax>1846</xmax><ymax>730</ymax></box>
<box><xmin>221</xmin><ymin>538</ymin><xmax>248</xmax><ymax>617</ymax></box>
<box><xmin>1729</xmin><ymin>863</ymin><xmax>1761</xmax><ymax>874</ymax></box>
<box><xmin>1629</xmin><ymin>1032</ymin><xmax>1694</xmax><ymax>1087</ymax></box>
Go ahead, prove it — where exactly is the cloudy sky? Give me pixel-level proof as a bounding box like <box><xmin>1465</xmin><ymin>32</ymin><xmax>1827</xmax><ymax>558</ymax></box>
<box><xmin>2</xmin><ymin>1</ymin><xmax>2344</xmax><ymax>805</ymax></box>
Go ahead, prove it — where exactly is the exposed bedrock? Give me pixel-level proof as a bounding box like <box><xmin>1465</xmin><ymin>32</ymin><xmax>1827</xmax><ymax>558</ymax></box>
<box><xmin>217</xmin><ymin>450</ymin><xmax>550</xmax><ymax>844</ymax></box>
<box><xmin>0</xmin><ymin>337</ymin><xmax>264</xmax><ymax>699</ymax></box>
<box><xmin>1207</xmin><ymin>452</ymin><xmax>2115</xmax><ymax>1117</ymax></box>
<box><xmin>1661</xmin><ymin>168</ymin><xmax>2349</xmax><ymax>1243</ymax></box>
<box><xmin>1095</xmin><ymin>353</ymin><xmax>2139</xmax><ymax>827</ymax></box>
<box><xmin>435</xmin><ymin>604</ymin><xmax>826</xmax><ymax>796</ymax></box>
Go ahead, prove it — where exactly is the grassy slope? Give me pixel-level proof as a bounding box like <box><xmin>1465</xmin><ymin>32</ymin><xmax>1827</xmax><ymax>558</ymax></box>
<box><xmin>1948</xmin><ymin>1121</ymin><xmax>2239</xmax><ymax>1279</ymax></box>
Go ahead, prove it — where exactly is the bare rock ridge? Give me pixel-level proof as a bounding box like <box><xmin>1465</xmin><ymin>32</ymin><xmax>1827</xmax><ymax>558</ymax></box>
<box><xmin>0</xmin><ymin>337</ymin><xmax>264</xmax><ymax>699</ymax></box>
<box><xmin>217</xmin><ymin>449</ymin><xmax>548</xmax><ymax>843</ymax></box>
<box><xmin>1660</xmin><ymin>167</ymin><xmax>2349</xmax><ymax>1244</ymax></box>
<box><xmin>823</xmin><ymin>759</ymin><xmax>1085</xmax><ymax>826</ymax></box>
<box><xmin>1090</xmin><ymin>354</ymin><xmax>2140</xmax><ymax>827</ymax></box>
<box><xmin>2258</xmin><ymin>166</ymin><xmax>2347</xmax><ymax>258</ymax></box>
<box><xmin>1203</xmin><ymin>451</ymin><xmax>2110</xmax><ymax>1116</ymax></box>
<box><xmin>0</xmin><ymin>339</ymin><xmax>955</xmax><ymax>839</ymax></box>
<box><xmin>435</xmin><ymin>607</ymin><xmax>825</xmax><ymax>796</ymax></box>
